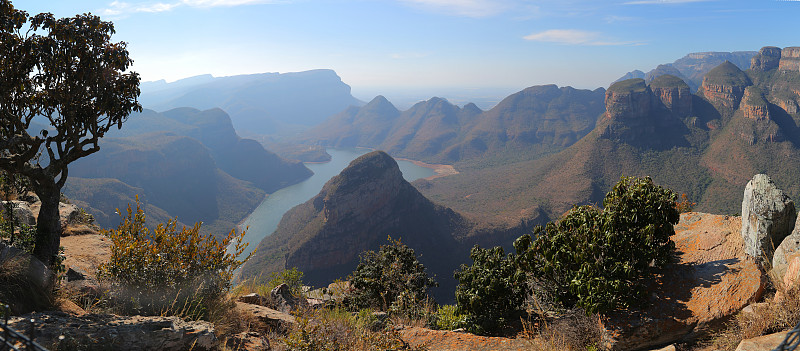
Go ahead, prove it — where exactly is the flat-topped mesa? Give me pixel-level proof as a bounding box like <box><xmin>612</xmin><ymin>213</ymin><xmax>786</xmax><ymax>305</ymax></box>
<box><xmin>751</xmin><ymin>46</ymin><xmax>782</xmax><ymax>71</ymax></box>
<box><xmin>779</xmin><ymin>47</ymin><xmax>800</xmax><ymax>72</ymax></box>
<box><xmin>741</xmin><ymin>86</ymin><xmax>771</xmax><ymax>121</ymax></box>
<box><xmin>604</xmin><ymin>78</ymin><xmax>652</xmax><ymax>121</ymax></box>
<box><xmin>699</xmin><ymin>61</ymin><xmax>752</xmax><ymax>110</ymax></box>
<box><xmin>601</xmin><ymin>79</ymin><xmax>656</xmax><ymax>142</ymax></box>
<box><xmin>649</xmin><ymin>74</ymin><xmax>692</xmax><ymax>117</ymax></box>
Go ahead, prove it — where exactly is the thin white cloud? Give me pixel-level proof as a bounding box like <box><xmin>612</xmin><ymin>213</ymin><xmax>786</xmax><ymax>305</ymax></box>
<box><xmin>624</xmin><ymin>0</ymin><xmax>712</xmax><ymax>4</ymax></box>
<box><xmin>523</xmin><ymin>29</ymin><xmax>642</xmax><ymax>46</ymax></box>
<box><xmin>100</xmin><ymin>0</ymin><xmax>284</xmax><ymax>16</ymax></box>
<box><xmin>398</xmin><ymin>0</ymin><xmax>510</xmax><ymax>17</ymax></box>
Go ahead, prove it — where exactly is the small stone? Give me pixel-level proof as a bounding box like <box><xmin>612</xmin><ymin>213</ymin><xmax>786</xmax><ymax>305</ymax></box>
<box><xmin>237</xmin><ymin>293</ymin><xmax>268</xmax><ymax>306</ymax></box>
<box><xmin>66</xmin><ymin>267</ymin><xmax>87</xmax><ymax>282</ymax></box>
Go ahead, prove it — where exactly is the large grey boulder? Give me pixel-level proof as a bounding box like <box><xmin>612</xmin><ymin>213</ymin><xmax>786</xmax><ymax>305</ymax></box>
<box><xmin>271</xmin><ymin>283</ymin><xmax>307</xmax><ymax>313</ymax></box>
<box><xmin>741</xmin><ymin>174</ymin><xmax>796</xmax><ymax>260</ymax></box>
<box><xmin>8</xmin><ymin>312</ymin><xmax>218</xmax><ymax>350</ymax></box>
<box><xmin>1</xmin><ymin>200</ymin><xmax>37</xmax><ymax>227</ymax></box>
<box><xmin>773</xmin><ymin>216</ymin><xmax>800</xmax><ymax>278</ymax></box>
<box><xmin>0</xmin><ymin>242</ymin><xmax>54</xmax><ymax>314</ymax></box>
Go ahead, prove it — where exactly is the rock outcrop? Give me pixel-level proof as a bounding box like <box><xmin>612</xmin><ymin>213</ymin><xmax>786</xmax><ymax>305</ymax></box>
<box><xmin>7</xmin><ymin>312</ymin><xmax>218</xmax><ymax>350</ymax></box>
<box><xmin>600</xmin><ymin>78</ymin><xmax>686</xmax><ymax>148</ymax></box>
<box><xmin>735</xmin><ymin>330</ymin><xmax>790</xmax><ymax>351</ymax></box>
<box><xmin>270</xmin><ymin>283</ymin><xmax>307</xmax><ymax>313</ymax></box>
<box><xmin>779</xmin><ymin>47</ymin><xmax>800</xmax><ymax>72</ymax></box>
<box><xmin>601</xmin><ymin>79</ymin><xmax>656</xmax><ymax>142</ymax></box>
<box><xmin>699</xmin><ymin>61</ymin><xmax>752</xmax><ymax>110</ymax></box>
<box><xmin>399</xmin><ymin>326</ymin><xmax>535</xmax><ymax>351</ymax></box>
<box><xmin>741</xmin><ymin>86</ymin><xmax>771</xmax><ymax>121</ymax></box>
<box><xmin>773</xmin><ymin>216</ymin><xmax>800</xmax><ymax>278</ymax></box>
<box><xmin>0</xmin><ymin>200</ymin><xmax>36</xmax><ymax>227</ymax></box>
<box><xmin>0</xmin><ymin>243</ymin><xmax>54</xmax><ymax>314</ymax></box>
<box><xmin>650</xmin><ymin>74</ymin><xmax>692</xmax><ymax>117</ymax></box>
<box><xmin>602</xmin><ymin>213</ymin><xmax>767</xmax><ymax>350</ymax></box>
<box><xmin>741</xmin><ymin>174</ymin><xmax>796</xmax><ymax>260</ymax></box>
<box><xmin>751</xmin><ymin>46</ymin><xmax>782</xmax><ymax>71</ymax></box>
<box><xmin>234</xmin><ymin>302</ymin><xmax>296</xmax><ymax>331</ymax></box>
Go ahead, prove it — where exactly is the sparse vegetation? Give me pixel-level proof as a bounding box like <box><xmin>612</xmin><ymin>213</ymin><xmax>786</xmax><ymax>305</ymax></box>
<box><xmin>280</xmin><ymin>306</ymin><xmax>426</xmax><ymax>351</ymax></box>
<box><xmin>97</xmin><ymin>197</ymin><xmax>250</xmax><ymax>319</ymax></box>
<box><xmin>709</xmin><ymin>274</ymin><xmax>800</xmax><ymax>350</ymax></box>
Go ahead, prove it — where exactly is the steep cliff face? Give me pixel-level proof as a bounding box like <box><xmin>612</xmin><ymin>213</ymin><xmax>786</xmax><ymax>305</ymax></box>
<box><xmin>699</xmin><ymin>61</ymin><xmax>752</xmax><ymax>110</ymax></box>
<box><xmin>741</xmin><ymin>86</ymin><xmax>771</xmax><ymax>121</ymax></box>
<box><xmin>243</xmin><ymin>151</ymin><xmax>473</xmax><ymax>299</ymax></box>
<box><xmin>751</xmin><ymin>46</ymin><xmax>782</xmax><ymax>71</ymax></box>
<box><xmin>650</xmin><ymin>74</ymin><xmax>693</xmax><ymax>117</ymax></box>
<box><xmin>601</xmin><ymin>79</ymin><xmax>657</xmax><ymax>144</ymax></box>
<box><xmin>780</xmin><ymin>47</ymin><xmax>800</xmax><ymax>72</ymax></box>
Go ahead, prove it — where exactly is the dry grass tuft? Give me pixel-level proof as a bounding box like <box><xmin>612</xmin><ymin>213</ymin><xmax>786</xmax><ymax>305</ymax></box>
<box><xmin>273</xmin><ymin>306</ymin><xmax>426</xmax><ymax>351</ymax></box>
<box><xmin>0</xmin><ymin>252</ymin><xmax>53</xmax><ymax>315</ymax></box>
<box><xmin>708</xmin><ymin>266</ymin><xmax>800</xmax><ymax>350</ymax></box>
<box><xmin>519</xmin><ymin>309</ymin><xmax>603</xmax><ymax>351</ymax></box>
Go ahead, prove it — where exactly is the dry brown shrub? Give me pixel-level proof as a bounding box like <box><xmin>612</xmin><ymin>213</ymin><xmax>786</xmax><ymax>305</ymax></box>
<box><xmin>275</xmin><ymin>306</ymin><xmax>426</xmax><ymax>351</ymax></box>
<box><xmin>520</xmin><ymin>309</ymin><xmax>603</xmax><ymax>351</ymax></box>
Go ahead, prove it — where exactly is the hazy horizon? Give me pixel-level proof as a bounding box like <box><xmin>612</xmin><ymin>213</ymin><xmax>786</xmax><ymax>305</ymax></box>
<box><xmin>23</xmin><ymin>0</ymin><xmax>799</xmax><ymax>106</ymax></box>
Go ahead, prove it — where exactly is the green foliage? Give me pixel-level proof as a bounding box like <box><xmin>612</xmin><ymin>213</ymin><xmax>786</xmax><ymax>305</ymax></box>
<box><xmin>454</xmin><ymin>246</ymin><xmax>528</xmax><ymax>335</ymax></box>
<box><xmin>0</xmin><ymin>0</ymin><xmax>141</xmax><ymax>265</ymax></box>
<box><xmin>433</xmin><ymin>304</ymin><xmax>466</xmax><ymax>331</ymax></box>
<box><xmin>97</xmin><ymin>197</ymin><xmax>250</xmax><ymax>318</ymax></box>
<box><xmin>348</xmin><ymin>237</ymin><xmax>438</xmax><ymax>314</ymax></box>
<box><xmin>516</xmin><ymin>176</ymin><xmax>678</xmax><ymax>314</ymax></box>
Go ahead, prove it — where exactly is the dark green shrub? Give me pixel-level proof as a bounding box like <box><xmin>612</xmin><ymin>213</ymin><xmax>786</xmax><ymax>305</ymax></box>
<box><xmin>348</xmin><ymin>237</ymin><xmax>437</xmax><ymax>315</ymax></box>
<box><xmin>515</xmin><ymin>176</ymin><xmax>678</xmax><ymax>314</ymax></box>
<box><xmin>454</xmin><ymin>246</ymin><xmax>528</xmax><ymax>335</ymax></box>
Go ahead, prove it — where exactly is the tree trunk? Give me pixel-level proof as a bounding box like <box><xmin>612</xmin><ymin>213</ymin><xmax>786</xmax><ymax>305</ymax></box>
<box><xmin>32</xmin><ymin>182</ymin><xmax>62</xmax><ymax>267</ymax></box>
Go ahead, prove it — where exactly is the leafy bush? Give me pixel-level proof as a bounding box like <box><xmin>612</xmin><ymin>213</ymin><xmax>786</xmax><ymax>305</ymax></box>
<box><xmin>433</xmin><ymin>304</ymin><xmax>466</xmax><ymax>331</ymax></box>
<box><xmin>98</xmin><ymin>197</ymin><xmax>250</xmax><ymax>318</ymax></box>
<box><xmin>515</xmin><ymin>176</ymin><xmax>678</xmax><ymax>314</ymax></box>
<box><xmin>454</xmin><ymin>246</ymin><xmax>528</xmax><ymax>335</ymax></box>
<box><xmin>348</xmin><ymin>237</ymin><xmax>437</xmax><ymax>315</ymax></box>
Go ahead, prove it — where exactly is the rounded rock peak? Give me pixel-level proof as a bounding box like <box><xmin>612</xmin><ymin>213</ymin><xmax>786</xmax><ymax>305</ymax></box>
<box><xmin>649</xmin><ymin>74</ymin><xmax>690</xmax><ymax>89</ymax></box>
<box><xmin>703</xmin><ymin>61</ymin><xmax>751</xmax><ymax>87</ymax></box>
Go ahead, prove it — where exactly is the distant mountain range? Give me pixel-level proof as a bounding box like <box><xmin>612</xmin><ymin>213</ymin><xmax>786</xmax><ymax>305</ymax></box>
<box><xmin>64</xmin><ymin>108</ymin><xmax>312</xmax><ymax>237</ymax></box>
<box><xmin>302</xmin><ymin>85</ymin><xmax>606</xmax><ymax>165</ymax></box>
<box><xmin>615</xmin><ymin>50</ymin><xmax>757</xmax><ymax>91</ymax></box>
<box><xmin>139</xmin><ymin>70</ymin><xmax>363</xmax><ymax>136</ymax></box>
<box><xmin>416</xmin><ymin>46</ymin><xmax>800</xmax><ymax>225</ymax></box>
<box><xmin>287</xmin><ymin>47</ymin><xmax>800</xmax><ymax>230</ymax></box>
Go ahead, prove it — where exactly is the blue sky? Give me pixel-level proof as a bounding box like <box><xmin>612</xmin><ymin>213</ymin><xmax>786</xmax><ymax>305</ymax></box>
<box><xmin>20</xmin><ymin>0</ymin><xmax>800</xmax><ymax>103</ymax></box>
